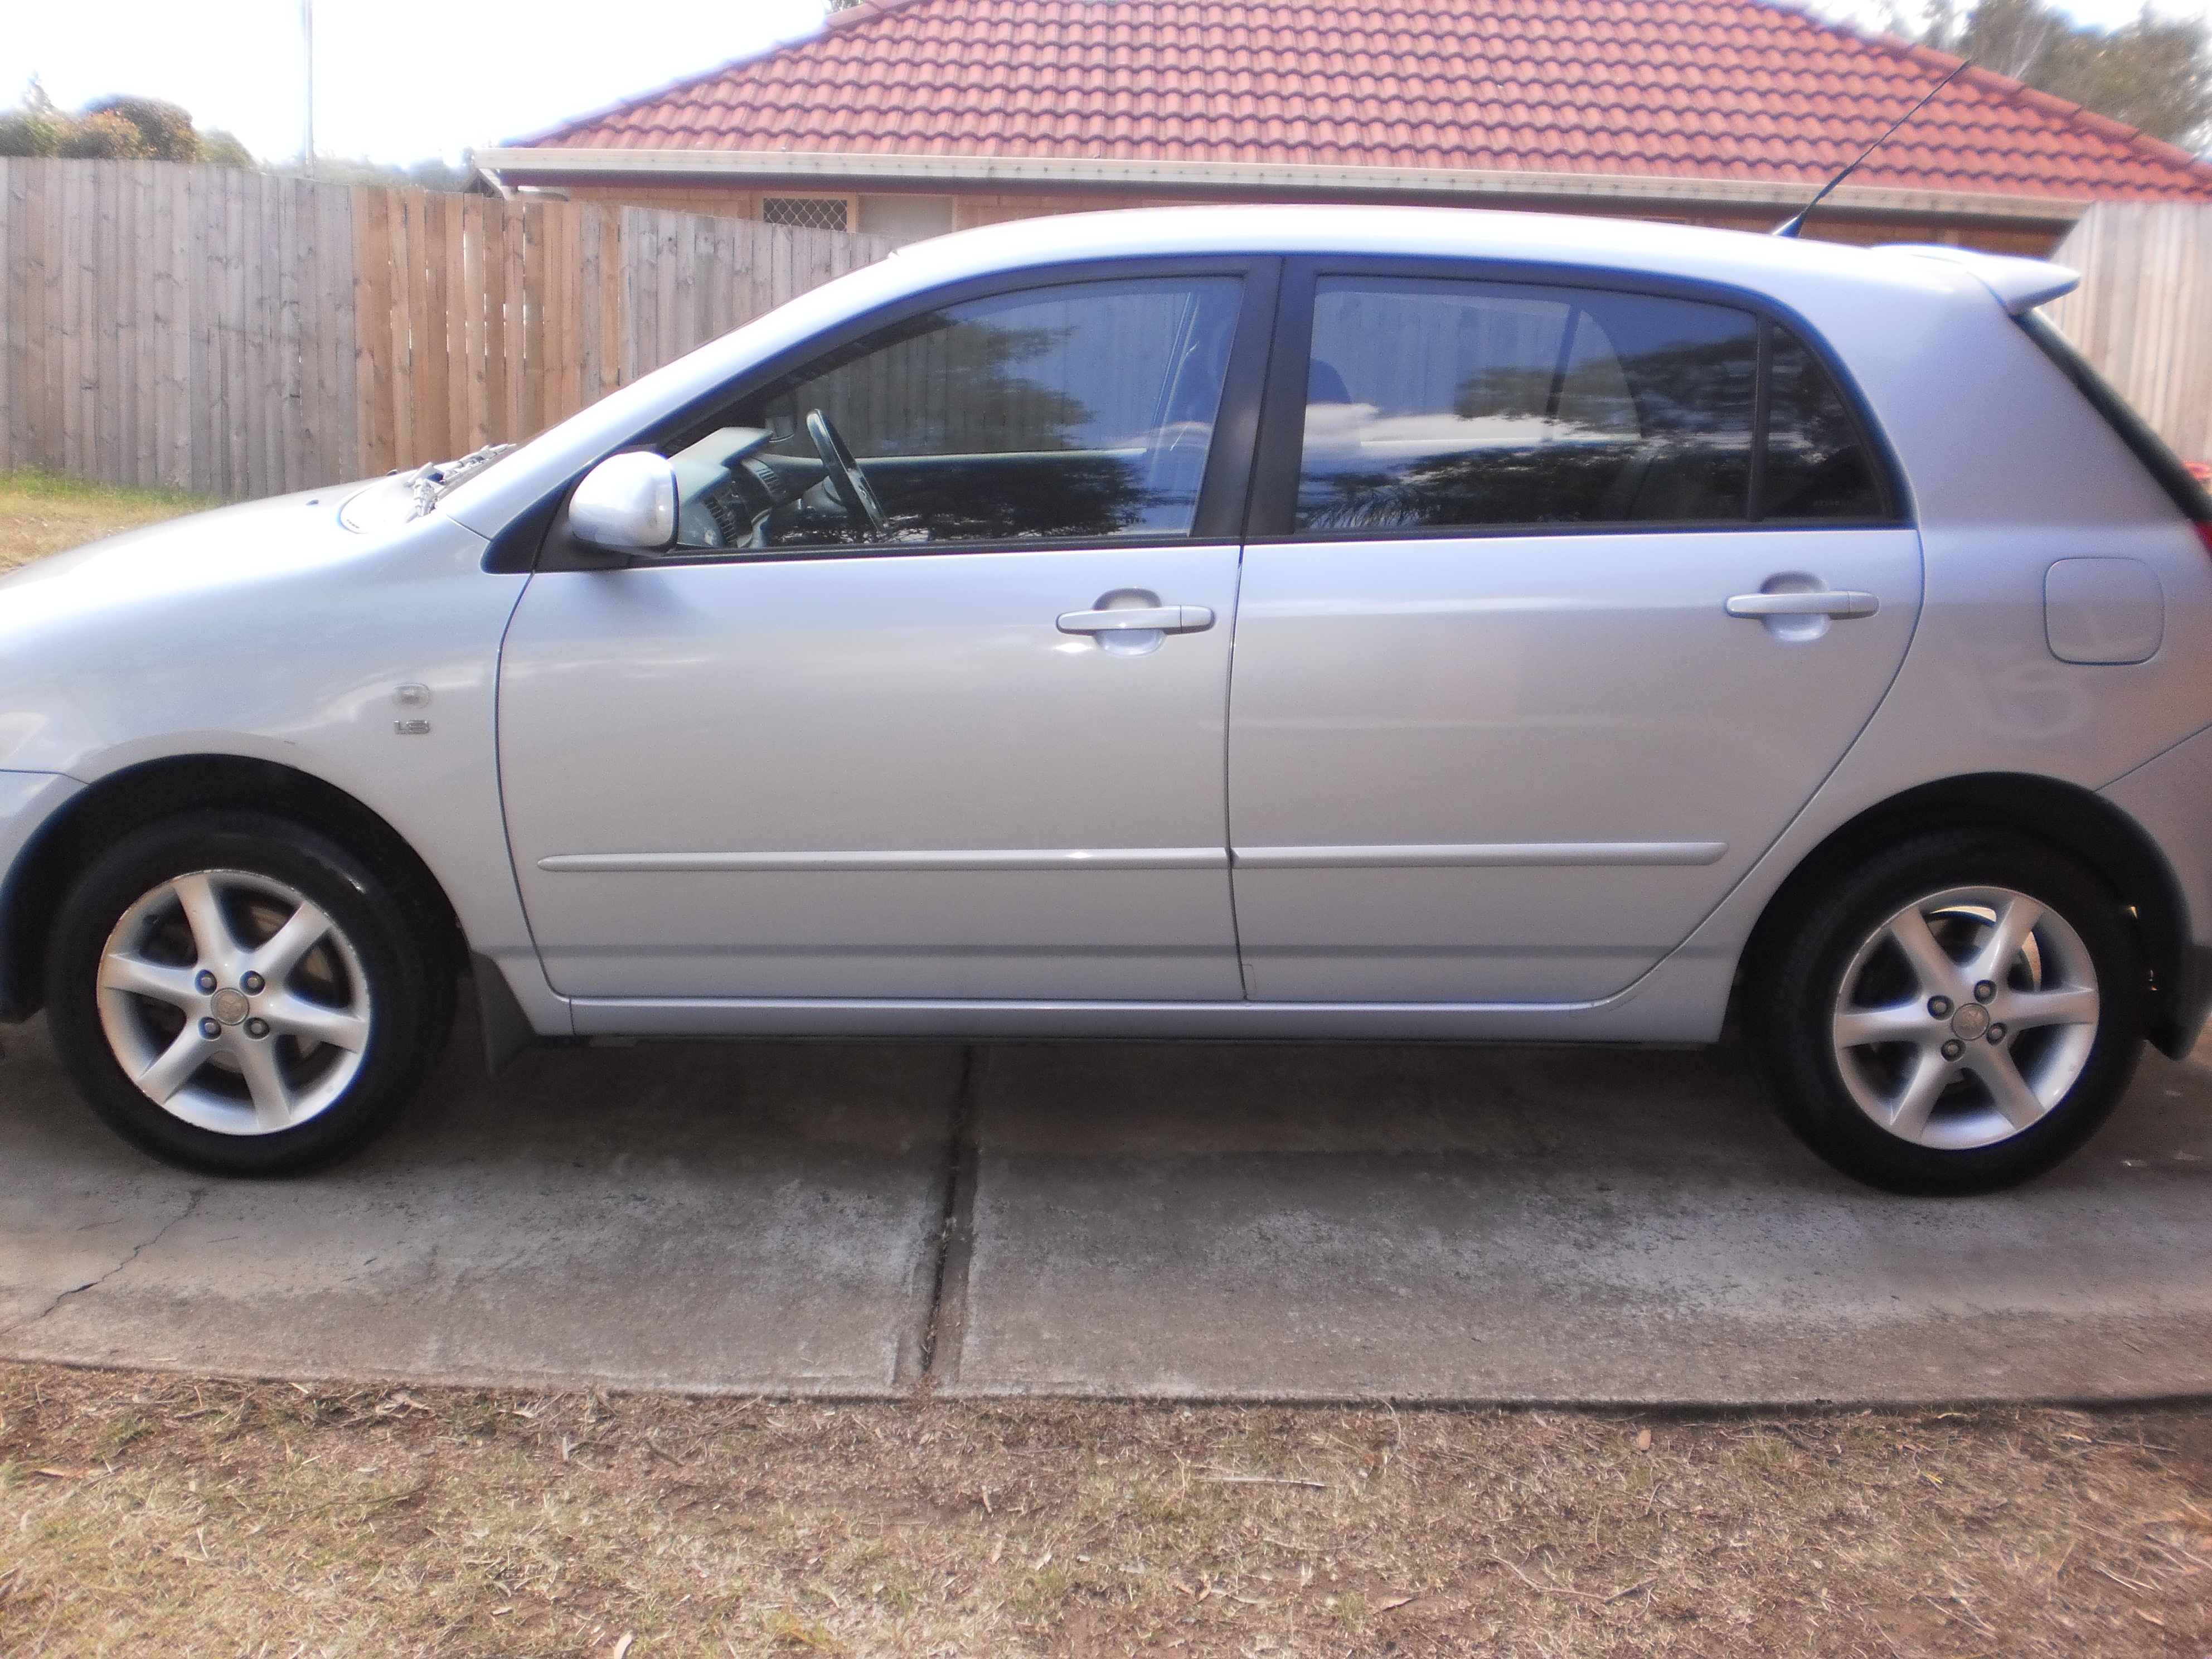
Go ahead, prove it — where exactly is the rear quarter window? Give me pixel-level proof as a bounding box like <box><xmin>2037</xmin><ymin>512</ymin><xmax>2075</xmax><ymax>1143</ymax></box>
<box><xmin>1764</xmin><ymin>329</ymin><xmax>1887</xmax><ymax>521</ymax></box>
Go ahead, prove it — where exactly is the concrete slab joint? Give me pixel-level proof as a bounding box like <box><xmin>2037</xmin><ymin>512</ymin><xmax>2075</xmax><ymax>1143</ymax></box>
<box><xmin>910</xmin><ymin>1044</ymin><xmax>987</xmax><ymax>1391</ymax></box>
<box><xmin>1</xmin><ymin>1011</ymin><xmax>2208</xmax><ymax>1405</ymax></box>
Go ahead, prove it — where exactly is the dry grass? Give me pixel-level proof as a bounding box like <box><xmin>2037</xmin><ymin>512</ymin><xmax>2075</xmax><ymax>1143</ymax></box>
<box><xmin>1</xmin><ymin>1364</ymin><xmax>2207</xmax><ymax>1657</ymax></box>
<box><xmin>0</xmin><ymin>469</ymin><xmax>216</xmax><ymax>570</ymax></box>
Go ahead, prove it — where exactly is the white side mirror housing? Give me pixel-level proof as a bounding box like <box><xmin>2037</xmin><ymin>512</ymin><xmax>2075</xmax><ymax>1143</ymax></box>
<box><xmin>570</xmin><ymin>452</ymin><xmax>678</xmax><ymax>552</ymax></box>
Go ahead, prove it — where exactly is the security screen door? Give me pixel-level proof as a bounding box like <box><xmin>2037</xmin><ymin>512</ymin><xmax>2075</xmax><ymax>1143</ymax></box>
<box><xmin>1227</xmin><ymin>270</ymin><xmax>1923</xmax><ymax>1002</ymax></box>
<box><xmin>498</xmin><ymin>272</ymin><xmax>1253</xmax><ymax>1001</ymax></box>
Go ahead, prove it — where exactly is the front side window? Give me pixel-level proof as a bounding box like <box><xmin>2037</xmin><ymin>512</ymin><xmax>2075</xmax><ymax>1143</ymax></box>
<box><xmin>1292</xmin><ymin>276</ymin><xmax>1885</xmax><ymax>533</ymax></box>
<box><xmin>664</xmin><ymin>276</ymin><xmax>1243</xmax><ymax>552</ymax></box>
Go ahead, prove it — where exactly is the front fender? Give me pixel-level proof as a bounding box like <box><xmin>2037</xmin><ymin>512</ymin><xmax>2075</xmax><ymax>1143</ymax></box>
<box><xmin>0</xmin><ymin>509</ymin><xmax>553</xmax><ymax>1029</ymax></box>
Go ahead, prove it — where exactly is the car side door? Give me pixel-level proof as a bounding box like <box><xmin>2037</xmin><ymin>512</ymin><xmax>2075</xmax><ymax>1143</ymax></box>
<box><xmin>497</xmin><ymin>259</ymin><xmax>1274</xmax><ymax>1003</ymax></box>
<box><xmin>1225</xmin><ymin>260</ymin><xmax>1923</xmax><ymax>1002</ymax></box>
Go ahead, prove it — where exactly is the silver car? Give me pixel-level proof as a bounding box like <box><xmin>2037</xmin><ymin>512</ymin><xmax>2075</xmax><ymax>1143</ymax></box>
<box><xmin>4</xmin><ymin>205</ymin><xmax>2209</xmax><ymax>1193</ymax></box>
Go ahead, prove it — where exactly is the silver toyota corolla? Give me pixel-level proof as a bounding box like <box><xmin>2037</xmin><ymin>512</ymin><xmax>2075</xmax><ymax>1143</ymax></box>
<box><xmin>4</xmin><ymin>205</ymin><xmax>2208</xmax><ymax>1193</ymax></box>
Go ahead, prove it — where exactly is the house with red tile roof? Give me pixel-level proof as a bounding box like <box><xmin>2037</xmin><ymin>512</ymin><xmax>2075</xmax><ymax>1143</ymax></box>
<box><xmin>477</xmin><ymin>0</ymin><xmax>2212</xmax><ymax>255</ymax></box>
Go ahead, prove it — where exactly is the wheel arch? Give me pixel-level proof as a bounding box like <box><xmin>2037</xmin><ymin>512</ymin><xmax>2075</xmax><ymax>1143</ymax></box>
<box><xmin>0</xmin><ymin>755</ymin><xmax>465</xmax><ymax>1022</ymax></box>
<box><xmin>1740</xmin><ymin>772</ymin><xmax>2199</xmax><ymax>1059</ymax></box>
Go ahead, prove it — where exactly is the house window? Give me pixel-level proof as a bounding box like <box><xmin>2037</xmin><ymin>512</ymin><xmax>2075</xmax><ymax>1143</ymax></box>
<box><xmin>761</xmin><ymin>196</ymin><xmax>851</xmax><ymax>232</ymax></box>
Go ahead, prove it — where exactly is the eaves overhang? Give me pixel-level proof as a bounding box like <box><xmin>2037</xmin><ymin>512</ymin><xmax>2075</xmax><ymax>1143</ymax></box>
<box><xmin>475</xmin><ymin>146</ymin><xmax>2092</xmax><ymax>229</ymax></box>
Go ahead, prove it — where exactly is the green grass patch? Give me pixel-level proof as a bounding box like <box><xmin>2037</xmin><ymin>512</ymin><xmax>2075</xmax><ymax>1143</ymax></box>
<box><xmin>0</xmin><ymin>466</ymin><xmax>218</xmax><ymax>513</ymax></box>
<box><xmin>0</xmin><ymin>469</ymin><xmax>220</xmax><ymax>570</ymax></box>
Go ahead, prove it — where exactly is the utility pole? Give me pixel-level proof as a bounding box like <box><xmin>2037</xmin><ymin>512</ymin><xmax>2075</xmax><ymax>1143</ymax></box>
<box><xmin>301</xmin><ymin>0</ymin><xmax>316</xmax><ymax>177</ymax></box>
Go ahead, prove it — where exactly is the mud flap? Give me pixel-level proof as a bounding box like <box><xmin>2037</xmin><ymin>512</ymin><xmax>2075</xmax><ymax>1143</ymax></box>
<box><xmin>471</xmin><ymin>952</ymin><xmax>536</xmax><ymax>1078</ymax></box>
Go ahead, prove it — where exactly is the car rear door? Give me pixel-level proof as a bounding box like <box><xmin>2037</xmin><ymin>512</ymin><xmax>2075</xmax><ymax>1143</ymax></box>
<box><xmin>498</xmin><ymin>260</ymin><xmax>1274</xmax><ymax>1002</ymax></box>
<box><xmin>1226</xmin><ymin>260</ymin><xmax>1922</xmax><ymax>1002</ymax></box>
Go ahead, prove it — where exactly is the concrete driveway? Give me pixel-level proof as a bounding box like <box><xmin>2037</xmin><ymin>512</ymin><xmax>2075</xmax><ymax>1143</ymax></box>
<box><xmin>1</xmin><ymin>1010</ymin><xmax>2207</xmax><ymax>1405</ymax></box>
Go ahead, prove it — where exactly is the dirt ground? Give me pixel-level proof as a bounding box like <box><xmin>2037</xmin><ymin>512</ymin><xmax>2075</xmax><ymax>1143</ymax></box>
<box><xmin>0</xmin><ymin>469</ymin><xmax>216</xmax><ymax>570</ymax></box>
<box><xmin>1</xmin><ymin>1362</ymin><xmax>2208</xmax><ymax>1658</ymax></box>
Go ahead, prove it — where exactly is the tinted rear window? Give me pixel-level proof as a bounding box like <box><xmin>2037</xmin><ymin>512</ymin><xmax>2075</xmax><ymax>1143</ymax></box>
<box><xmin>1293</xmin><ymin>276</ymin><xmax>1889</xmax><ymax>534</ymax></box>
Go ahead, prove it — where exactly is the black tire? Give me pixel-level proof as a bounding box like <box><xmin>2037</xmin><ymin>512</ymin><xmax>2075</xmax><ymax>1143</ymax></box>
<box><xmin>1751</xmin><ymin>829</ymin><xmax>2145</xmax><ymax>1194</ymax></box>
<box><xmin>45</xmin><ymin>810</ymin><xmax>453</xmax><ymax>1176</ymax></box>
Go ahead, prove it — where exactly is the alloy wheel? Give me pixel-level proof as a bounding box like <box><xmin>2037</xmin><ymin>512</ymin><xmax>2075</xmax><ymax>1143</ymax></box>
<box><xmin>95</xmin><ymin>867</ymin><xmax>374</xmax><ymax>1137</ymax></box>
<box><xmin>1830</xmin><ymin>884</ymin><xmax>2101</xmax><ymax>1151</ymax></box>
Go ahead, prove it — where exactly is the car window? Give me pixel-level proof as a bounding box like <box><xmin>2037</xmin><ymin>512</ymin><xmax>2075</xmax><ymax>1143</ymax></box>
<box><xmin>1763</xmin><ymin>327</ymin><xmax>1885</xmax><ymax>520</ymax></box>
<box><xmin>668</xmin><ymin>276</ymin><xmax>1243</xmax><ymax>552</ymax></box>
<box><xmin>1296</xmin><ymin>277</ymin><xmax>1758</xmax><ymax>532</ymax></box>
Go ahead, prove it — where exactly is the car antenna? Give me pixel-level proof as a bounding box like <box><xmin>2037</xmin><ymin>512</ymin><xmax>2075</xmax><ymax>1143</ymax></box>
<box><xmin>1773</xmin><ymin>59</ymin><xmax>1972</xmax><ymax>238</ymax></box>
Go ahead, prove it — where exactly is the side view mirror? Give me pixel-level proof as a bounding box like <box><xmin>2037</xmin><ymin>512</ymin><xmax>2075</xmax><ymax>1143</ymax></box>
<box><xmin>570</xmin><ymin>452</ymin><xmax>677</xmax><ymax>552</ymax></box>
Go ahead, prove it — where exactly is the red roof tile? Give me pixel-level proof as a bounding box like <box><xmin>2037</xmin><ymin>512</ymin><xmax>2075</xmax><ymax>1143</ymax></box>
<box><xmin>520</xmin><ymin>0</ymin><xmax>2212</xmax><ymax>202</ymax></box>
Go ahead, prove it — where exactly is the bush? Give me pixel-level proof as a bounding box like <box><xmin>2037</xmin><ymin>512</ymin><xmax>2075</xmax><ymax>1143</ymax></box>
<box><xmin>200</xmin><ymin>129</ymin><xmax>253</xmax><ymax>169</ymax></box>
<box><xmin>0</xmin><ymin>110</ymin><xmax>65</xmax><ymax>157</ymax></box>
<box><xmin>82</xmin><ymin>96</ymin><xmax>202</xmax><ymax>163</ymax></box>
<box><xmin>59</xmin><ymin>110</ymin><xmax>155</xmax><ymax>161</ymax></box>
<box><xmin>0</xmin><ymin>84</ymin><xmax>252</xmax><ymax>168</ymax></box>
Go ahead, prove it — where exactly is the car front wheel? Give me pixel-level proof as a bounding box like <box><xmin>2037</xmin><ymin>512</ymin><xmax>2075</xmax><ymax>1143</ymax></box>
<box><xmin>46</xmin><ymin>811</ymin><xmax>451</xmax><ymax>1175</ymax></box>
<box><xmin>1754</xmin><ymin>831</ymin><xmax>2145</xmax><ymax>1194</ymax></box>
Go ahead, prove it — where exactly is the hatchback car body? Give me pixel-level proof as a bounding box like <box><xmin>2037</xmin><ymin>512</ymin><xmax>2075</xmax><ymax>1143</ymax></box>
<box><xmin>5</xmin><ymin>204</ymin><xmax>2210</xmax><ymax>1191</ymax></box>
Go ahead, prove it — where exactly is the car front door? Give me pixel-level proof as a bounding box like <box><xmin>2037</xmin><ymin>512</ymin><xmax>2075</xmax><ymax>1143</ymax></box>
<box><xmin>1226</xmin><ymin>263</ymin><xmax>1922</xmax><ymax>1002</ymax></box>
<box><xmin>498</xmin><ymin>261</ymin><xmax>1272</xmax><ymax>1001</ymax></box>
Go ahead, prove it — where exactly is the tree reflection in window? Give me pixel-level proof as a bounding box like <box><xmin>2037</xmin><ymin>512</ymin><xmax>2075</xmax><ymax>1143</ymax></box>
<box><xmin>705</xmin><ymin>277</ymin><xmax>1242</xmax><ymax>550</ymax></box>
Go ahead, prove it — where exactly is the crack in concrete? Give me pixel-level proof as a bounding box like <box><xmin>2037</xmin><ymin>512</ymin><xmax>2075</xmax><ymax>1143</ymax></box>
<box><xmin>0</xmin><ymin>1187</ymin><xmax>205</xmax><ymax>1336</ymax></box>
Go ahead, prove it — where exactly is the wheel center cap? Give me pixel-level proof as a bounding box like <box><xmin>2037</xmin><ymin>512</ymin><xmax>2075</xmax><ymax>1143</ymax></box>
<box><xmin>1952</xmin><ymin>1003</ymin><xmax>1991</xmax><ymax>1041</ymax></box>
<box><xmin>210</xmin><ymin>988</ymin><xmax>251</xmax><ymax>1025</ymax></box>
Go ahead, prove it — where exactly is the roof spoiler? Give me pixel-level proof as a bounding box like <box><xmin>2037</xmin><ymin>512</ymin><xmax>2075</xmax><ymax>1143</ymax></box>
<box><xmin>1875</xmin><ymin>245</ymin><xmax>2081</xmax><ymax>314</ymax></box>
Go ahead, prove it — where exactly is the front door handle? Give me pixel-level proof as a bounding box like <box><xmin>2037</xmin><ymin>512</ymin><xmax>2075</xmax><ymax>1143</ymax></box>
<box><xmin>1056</xmin><ymin>605</ymin><xmax>1216</xmax><ymax>635</ymax></box>
<box><xmin>1725</xmin><ymin>590</ymin><xmax>1879</xmax><ymax>619</ymax></box>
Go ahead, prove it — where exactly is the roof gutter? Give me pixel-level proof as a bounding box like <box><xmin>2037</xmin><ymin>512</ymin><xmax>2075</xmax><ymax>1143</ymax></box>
<box><xmin>474</xmin><ymin>146</ymin><xmax>2093</xmax><ymax>229</ymax></box>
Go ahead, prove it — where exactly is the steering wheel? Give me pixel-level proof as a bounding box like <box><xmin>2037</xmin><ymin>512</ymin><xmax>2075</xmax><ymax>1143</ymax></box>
<box><xmin>805</xmin><ymin>409</ymin><xmax>890</xmax><ymax>540</ymax></box>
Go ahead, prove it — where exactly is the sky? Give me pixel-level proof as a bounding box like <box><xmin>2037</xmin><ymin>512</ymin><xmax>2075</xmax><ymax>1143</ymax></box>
<box><xmin>2</xmin><ymin>0</ymin><xmax>2207</xmax><ymax>170</ymax></box>
<box><xmin>0</xmin><ymin>0</ymin><xmax>824</xmax><ymax>168</ymax></box>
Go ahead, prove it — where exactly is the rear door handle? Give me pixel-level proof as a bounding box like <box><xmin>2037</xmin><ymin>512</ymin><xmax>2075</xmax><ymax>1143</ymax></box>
<box><xmin>1725</xmin><ymin>590</ymin><xmax>1879</xmax><ymax>619</ymax></box>
<box><xmin>1056</xmin><ymin>605</ymin><xmax>1216</xmax><ymax>634</ymax></box>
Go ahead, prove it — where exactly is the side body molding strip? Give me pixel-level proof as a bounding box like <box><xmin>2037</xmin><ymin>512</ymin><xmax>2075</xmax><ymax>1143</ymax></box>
<box><xmin>539</xmin><ymin>842</ymin><xmax>1729</xmax><ymax>874</ymax></box>
<box><xmin>1231</xmin><ymin>841</ymin><xmax>1729</xmax><ymax>869</ymax></box>
<box><xmin>539</xmin><ymin>847</ymin><xmax>1229</xmax><ymax>874</ymax></box>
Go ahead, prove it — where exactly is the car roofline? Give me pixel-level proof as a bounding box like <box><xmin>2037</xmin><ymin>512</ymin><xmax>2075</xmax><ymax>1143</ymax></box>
<box><xmin>440</xmin><ymin>202</ymin><xmax>1986</xmax><ymax>540</ymax></box>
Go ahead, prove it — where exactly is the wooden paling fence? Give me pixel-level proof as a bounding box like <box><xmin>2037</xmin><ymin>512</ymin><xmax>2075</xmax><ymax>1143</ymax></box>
<box><xmin>6</xmin><ymin>161</ymin><xmax>2208</xmax><ymax>499</ymax></box>
<box><xmin>2046</xmin><ymin>201</ymin><xmax>2212</xmax><ymax>470</ymax></box>
<box><xmin>0</xmin><ymin>158</ymin><xmax>904</xmax><ymax>499</ymax></box>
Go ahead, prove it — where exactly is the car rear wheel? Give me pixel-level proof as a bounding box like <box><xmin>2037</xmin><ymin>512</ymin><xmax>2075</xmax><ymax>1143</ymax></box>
<box><xmin>1753</xmin><ymin>831</ymin><xmax>2145</xmax><ymax>1193</ymax></box>
<box><xmin>46</xmin><ymin>812</ymin><xmax>451</xmax><ymax>1176</ymax></box>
